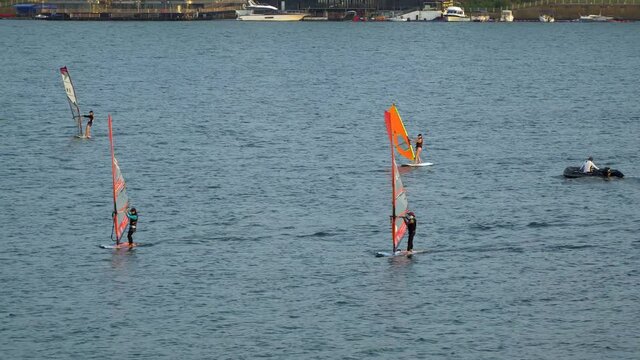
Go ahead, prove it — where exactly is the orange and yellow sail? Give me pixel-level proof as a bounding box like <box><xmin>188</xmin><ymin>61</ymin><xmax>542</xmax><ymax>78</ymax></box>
<box><xmin>384</xmin><ymin>107</ymin><xmax>410</xmax><ymax>252</ymax></box>
<box><xmin>384</xmin><ymin>104</ymin><xmax>415</xmax><ymax>163</ymax></box>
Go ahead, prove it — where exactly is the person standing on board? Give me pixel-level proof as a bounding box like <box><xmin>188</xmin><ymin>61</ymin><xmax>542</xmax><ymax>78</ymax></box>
<box><xmin>413</xmin><ymin>134</ymin><xmax>424</xmax><ymax>164</ymax></box>
<box><xmin>82</xmin><ymin>110</ymin><xmax>94</xmax><ymax>138</ymax></box>
<box><xmin>580</xmin><ymin>156</ymin><xmax>599</xmax><ymax>173</ymax></box>
<box><xmin>403</xmin><ymin>211</ymin><xmax>417</xmax><ymax>252</ymax></box>
<box><xmin>126</xmin><ymin>207</ymin><xmax>138</xmax><ymax>246</ymax></box>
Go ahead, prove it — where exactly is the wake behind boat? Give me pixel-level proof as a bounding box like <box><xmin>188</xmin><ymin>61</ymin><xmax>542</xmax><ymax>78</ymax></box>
<box><xmin>236</xmin><ymin>0</ymin><xmax>308</xmax><ymax>21</ymax></box>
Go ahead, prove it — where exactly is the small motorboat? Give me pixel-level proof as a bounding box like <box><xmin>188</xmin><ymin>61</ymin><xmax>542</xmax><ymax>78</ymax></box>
<box><xmin>563</xmin><ymin>166</ymin><xmax>624</xmax><ymax>178</ymax></box>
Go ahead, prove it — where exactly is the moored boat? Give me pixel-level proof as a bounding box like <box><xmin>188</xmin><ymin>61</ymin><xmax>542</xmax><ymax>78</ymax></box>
<box><xmin>388</xmin><ymin>3</ymin><xmax>442</xmax><ymax>21</ymax></box>
<box><xmin>500</xmin><ymin>9</ymin><xmax>514</xmax><ymax>22</ymax></box>
<box><xmin>236</xmin><ymin>0</ymin><xmax>308</xmax><ymax>21</ymax></box>
<box><xmin>471</xmin><ymin>10</ymin><xmax>490</xmax><ymax>22</ymax></box>
<box><xmin>579</xmin><ymin>14</ymin><xmax>614</xmax><ymax>22</ymax></box>
<box><xmin>539</xmin><ymin>14</ymin><xmax>554</xmax><ymax>22</ymax></box>
<box><xmin>443</xmin><ymin>6</ymin><xmax>470</xmax><ymax>22</ymax></box>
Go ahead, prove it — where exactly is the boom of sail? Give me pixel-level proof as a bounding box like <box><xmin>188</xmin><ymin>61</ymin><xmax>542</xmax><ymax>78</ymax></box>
<box><xmin>108</xmin><ymin>115</ymin><xmax>130</xmax><ymax>242</ymax></box>
<box><xmin>386</xmin><ymin>104</ymin><xmax>415</xmax><ymax>163</ymax></box>
<box><xmin>59</xmin><ymin>66</ymin><xmax>83</xmax><ymax>136</ymax></box>
<box><xmin>385</xmin><ymin>107</ymin><xmax>410</xmax><ymax>252</ymax></box>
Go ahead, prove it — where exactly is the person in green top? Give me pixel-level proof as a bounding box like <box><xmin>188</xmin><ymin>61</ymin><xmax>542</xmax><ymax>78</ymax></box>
<box><xmin>125</xmin><ymin>207</ymin><xmax>138</xmax><ymax>246</ymax></box>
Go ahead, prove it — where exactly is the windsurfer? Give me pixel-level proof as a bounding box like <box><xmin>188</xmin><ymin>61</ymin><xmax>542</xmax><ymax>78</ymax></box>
<box><xmin>403</xmin><ymin>212</ymin><xmax>417</xmax><ymax>252</ymax></box>
<box><xmin>126</xmin><ymin>207</ymin><xmax>138</xmax><ymax>246</ymax></box>
<box><xmin>579</xmin><ymin>156</ymin><xmax>599</xmax><ymax>173</ymax></box>
<box><xmin>82</xmin><ymin>110</ymin><xmax>94</xmax><ymax>138</ymax></box>
<box><xmin>414</xmin><ymin>134</ymin><xmax>423</xmax><ymax>164</ymax></box>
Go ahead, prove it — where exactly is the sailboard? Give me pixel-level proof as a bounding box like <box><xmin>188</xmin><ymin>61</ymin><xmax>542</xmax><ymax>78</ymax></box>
<box><xmin>59</xmin><ymin>66</ymin><xmax>83</xmax><ymax>137</ymax></box>
<box><xmin>386</xmin><ymin>104</ymin><xmax>432</xmax><ymax>167</ymax></box>
<box><xmin>100</xmin><ymin>243</ymin><xmax>136</xmax><ymax>249</ymax></box>
<box><xmin>401</xmin><ymin>162</ymin><xmax>433</xmax><ymax>167</ymax></box>
<box><xmin>106</xmin><ymin>114</ymin><xmax>131</xmax><ymax>248</ymax></box>
<box><xmin>376</xmin><ymin>108</ymin><xmax>413</xmax><ymax>257</ymax></box>
<box><xmin>375</xmin><ymin>249</ymin><xmax>427</xmax><ymax>257</ymax></box>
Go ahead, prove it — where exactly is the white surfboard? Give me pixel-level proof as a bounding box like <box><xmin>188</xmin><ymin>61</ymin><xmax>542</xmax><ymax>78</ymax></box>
<box><xmin>99</xmin><ymin>242</ymin><xmax>143</xmax><ymax>249</ymax></box>
<box><xmin>401</xmin><ymin>162</ymin><xmax>433</xmax><ymax>167</ymax></box>
<box><xmin>375</xmin><ymin>249</ymin><xmax>427</xmax><ymax>257</ymax></box>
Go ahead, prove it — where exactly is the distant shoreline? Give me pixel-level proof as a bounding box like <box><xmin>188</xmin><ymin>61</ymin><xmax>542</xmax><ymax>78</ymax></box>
<box><xmin>2</xmin><ymin>3</ymin><xmax>640</xmax><ymax>21</ymax></box>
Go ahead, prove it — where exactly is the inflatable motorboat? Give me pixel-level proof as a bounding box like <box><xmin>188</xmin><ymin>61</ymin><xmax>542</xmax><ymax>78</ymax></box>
<box><xmin>563</xmin><ymin>166</ymin><xmax>624</xmax><ymax>178</ymax></box>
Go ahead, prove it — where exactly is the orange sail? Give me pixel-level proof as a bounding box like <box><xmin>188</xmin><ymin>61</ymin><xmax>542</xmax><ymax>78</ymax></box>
<box><xmin>385</xmin><ymin>104</ymin><xmax>415</xmax><ymax>162</ymax></box>
<box><xmin>385</xmin><ymin>110</ymin><xmax>409</xmax><ymax>252</ymax></box>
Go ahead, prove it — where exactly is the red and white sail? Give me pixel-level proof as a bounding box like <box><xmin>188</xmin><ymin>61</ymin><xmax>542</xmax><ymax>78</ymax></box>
<box><xmin>108</xmin><ymin>115</ymin><xmax>130</xmax><ymax>242</ymax></box>
<box><xmin>385</xmin><ymin>108</ymin><xmax>410</xmax><ymax>252</ymax></box>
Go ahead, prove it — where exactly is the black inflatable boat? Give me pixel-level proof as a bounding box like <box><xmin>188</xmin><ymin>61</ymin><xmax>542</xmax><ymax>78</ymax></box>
<box><xmin>563</xmin><ymin>166</ymin><xmax>624</xmax><ymax>178</ymax></box>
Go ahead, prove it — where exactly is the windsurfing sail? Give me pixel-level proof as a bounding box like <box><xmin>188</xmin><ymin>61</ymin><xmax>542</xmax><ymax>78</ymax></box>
<box><xmin>108</xmin><ymin>115</ymin><xmax>130</xmax><ymax>242</ymax></box>
<box><xmin>59</xmin><ymin>66</ymin><xmax>83</xmax><ymax>136</ymax></box>
<box><xmin>385</xmin><ymin>104</ymin><xmax>415</xmax><ymax>163</ymax></box>
<box><xmin>385</xmin><ymin>110</ymin><xmax>410</xmax><ymax>252</ymax></box>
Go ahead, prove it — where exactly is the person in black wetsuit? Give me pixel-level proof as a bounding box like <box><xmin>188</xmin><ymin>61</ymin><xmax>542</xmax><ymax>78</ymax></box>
<box><xmin>125</xmin><ymin>207</ymin><xmax>138</xmax><ymax>246</ymax></box>
<box><xmin>403</xmin><ymin>211</ymin><xmax>417</xmax><ymax>252</ymax></box>
<box><xmin>414</xmin><ymin>134</ymin><xmax>423</xmax><ymax>164</ymax></box>
<box><xmin>82</xmin><ymin>110</ymin><xmax>94</xmax><ymax>138</ymax></box>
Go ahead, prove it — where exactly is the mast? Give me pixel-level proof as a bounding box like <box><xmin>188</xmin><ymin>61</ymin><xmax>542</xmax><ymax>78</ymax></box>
<box><xmin>385</xmin><ymin>110</ymin><xmax>398</xmax><ymax>252</ymax></box>
<box><xmin>391</xmin><ymin>159</ymin><xmax>398</xmax><ymax>253</ymax></box>
<box><xmin>108</xmin><ymin>115</ymin><xmax>117</xmax><ymax>232</ymax></box>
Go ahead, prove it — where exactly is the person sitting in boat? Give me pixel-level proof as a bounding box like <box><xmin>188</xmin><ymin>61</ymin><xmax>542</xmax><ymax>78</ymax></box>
<box><xmin>403</xmin><ymin>211</ymin><xmax>417</xmax><ymax>252</ymax></box>
<box><xmin>126</xmin><ymin>207</ymin><xmax>138</xmax><ymax>246</ymax></box>
<box><xmin>414</xmin><ymin>134</ymin><xmax>424</xmax><ymax>164</ymax></box>
<box><xmin>579</xmin><ymin>156</ymin><xmax>599</xmax><ymax>174</ymax></box>
<box><xmin>82</xmin><ymin>110</ymin><xmax>94</xmax><ymax>138</ymax></box>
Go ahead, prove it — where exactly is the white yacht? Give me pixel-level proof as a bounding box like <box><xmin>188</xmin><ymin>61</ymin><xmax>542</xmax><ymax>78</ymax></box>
<box><xmin>443</xmin><ymin>6</ymin><xmax>470</xmax><ymax>22</ymax></box>
<box><xmin>388</xmin><ymin>3</ymin><xmax>442</xmax><ymax>21</ymax></box>
<box><xmin>500</xmin><ymin>10</ymin><xmax>514</xmax><ymax>22</ymax></box>
<box><xmin>539</xmin><ymin>14</ymin><xmax>555</xmax><ymax>22</ymax></box>
<box><xmin>471</xmin><ymin>10</ymin><xmax>490</xmax><ymax>22</ymax></box>
<box><xmin>236</xmin><ymin>0</ymin><xmax>308</xmax><ymax>21</ymax></box>
<box><xmin>579</xmin><ymin>14</ymin><xmax>613</xmax><ymax>22</ymax></box>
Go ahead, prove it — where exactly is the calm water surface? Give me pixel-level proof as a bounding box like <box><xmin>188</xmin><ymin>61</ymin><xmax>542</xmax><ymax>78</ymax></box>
<box><xmin>1</xmin><ymin>21</ymin><xmax>639</xmax><ymax>359</ymax></box>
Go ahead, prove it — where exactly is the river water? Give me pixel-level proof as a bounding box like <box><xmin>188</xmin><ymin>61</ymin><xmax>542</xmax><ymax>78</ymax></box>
<box><xmin>1</xmin><ymin>20</ymin><xmax>639</xmax><ymax>359</ymax></box>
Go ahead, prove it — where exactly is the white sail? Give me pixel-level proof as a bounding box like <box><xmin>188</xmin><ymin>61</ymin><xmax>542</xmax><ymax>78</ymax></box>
<box><xmin>59</xmin><ymin>66</ymin><xmax>83</xmax><ymax>136</ymax></box>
